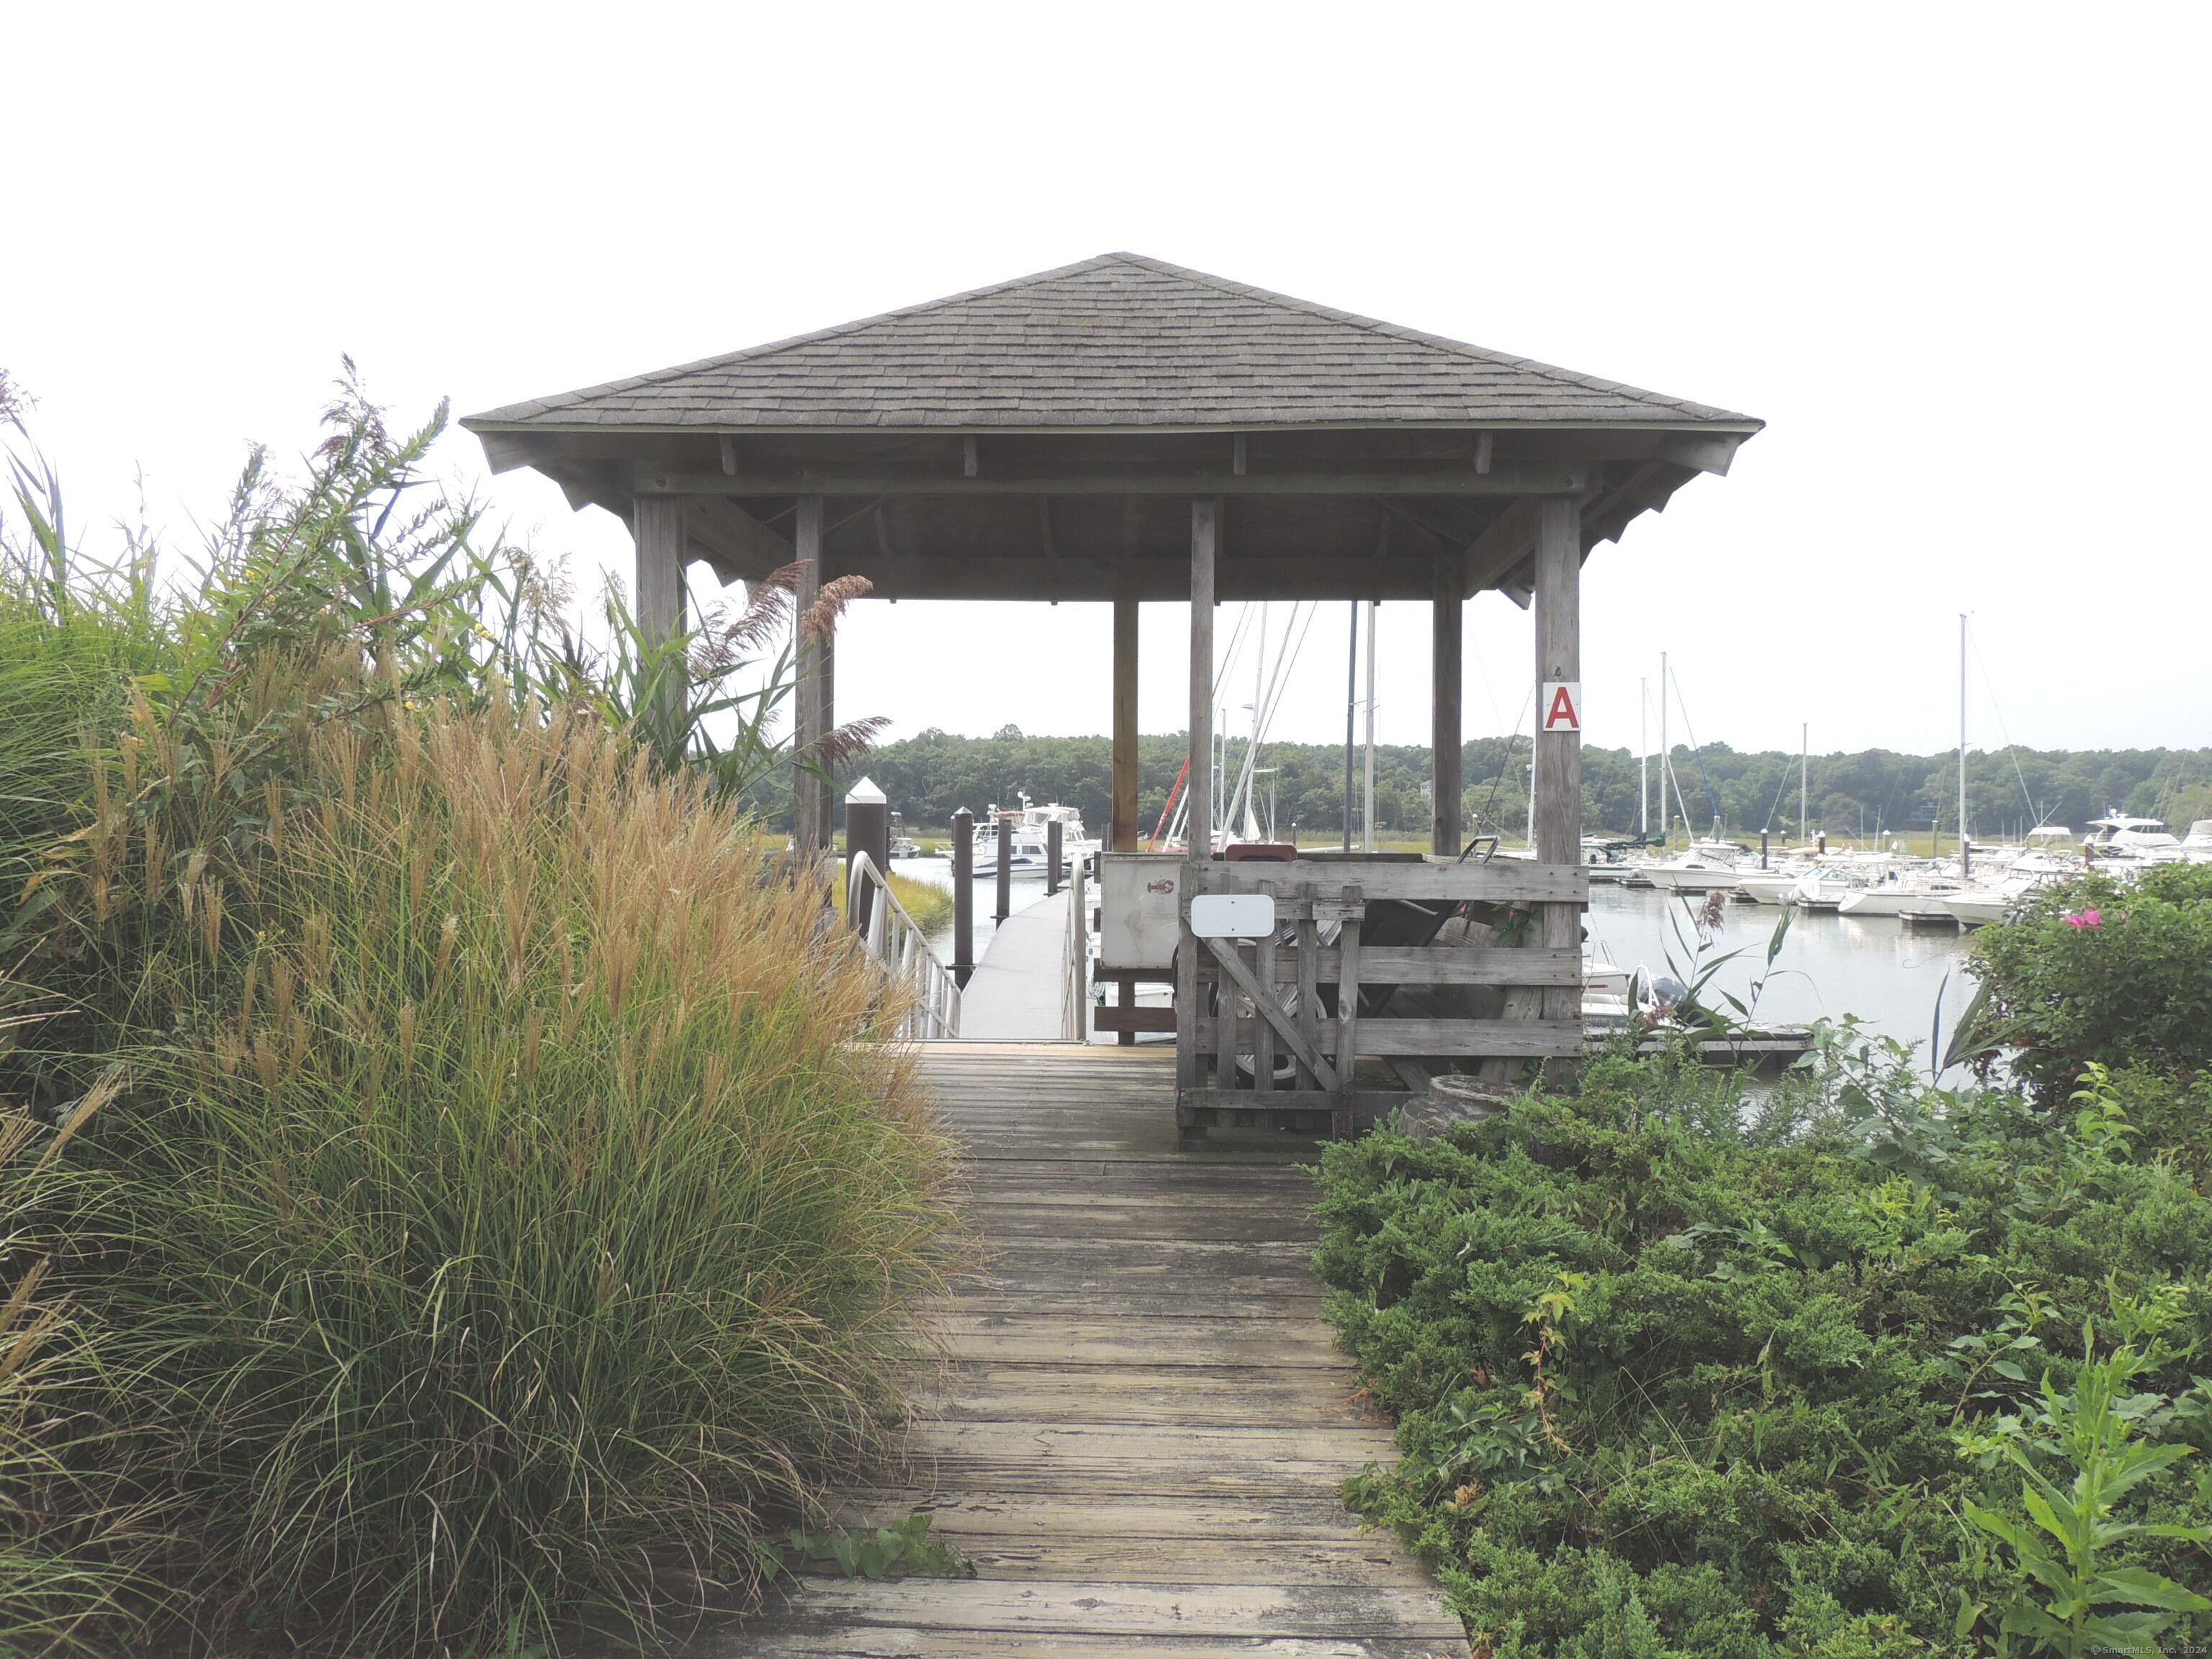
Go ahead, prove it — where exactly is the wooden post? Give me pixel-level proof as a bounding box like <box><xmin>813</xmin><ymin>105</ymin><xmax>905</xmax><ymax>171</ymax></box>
<box><xmin>817</xmin><ymin>626</ymin><xmax>837</xmax><ymax>850</ymax></box>
<box><xmin>843</xmin><ymin>778</ymin><xmax>889</xmax><ymax>935</ymax></box>
<box><xmin>1431</xmin><ymin>560</ymin><xmax>1462</xmax><ymax>856</ymax></box>
<box><xmin>1534</xmin><ymin>496</ymin><xmax>1583</xmax><ymax>1028</ymax></box>
<box><xmin>1187</xmin><ymin>500</ymin><xmax>1216</xmax><ymax>861</ymax></box>
<box><xmin>1177</xmin><ymin>499</ymin><xmax>1218</xmax><ymax>1097</ymax></box>
<box><xmin>1046</xmin><ymin>819</ymin><xmax>1063</xmax><ymax>896</ymax></box>
<box><xmin>950</xmin><ymin>808</ymin><xmax>974</xmax><ymax>989</ymax></box>
<box><xmin>1111</xmin><ymin>595</ymin><xmax>1140</xmax><ymax>850</ymax></box>
<box><xmin>793</xmin><ymin>495</ymin><xmax>826</xmax><ymax>853</ymax></box>
<box><xmin>994</xmin><ymin>817</ymin><xmax>1013</xmax><ymax>925</ymax></box>
<box><xmin>632</xmin><ymin>496</ymin><xmax>685</xmax><ymax>734</ymax></box>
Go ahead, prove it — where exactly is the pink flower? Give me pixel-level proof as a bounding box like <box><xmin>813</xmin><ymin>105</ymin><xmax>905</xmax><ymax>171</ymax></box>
<box><xmin>2062</xmin><ymin>908</ymin><xmax>2102</xmax><ymax>929</ymax></box>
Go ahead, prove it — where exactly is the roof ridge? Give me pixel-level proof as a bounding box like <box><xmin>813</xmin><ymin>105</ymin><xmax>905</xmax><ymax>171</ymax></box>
<box><xmin>495</xmin><ymin>253</ymin><xmax>1130</xmax><ymax>419</ymax></box>
<box><xmin>1101</xmin><ymin>253</ymin><xmax>1699</xmax><ymax>415</ymax></box>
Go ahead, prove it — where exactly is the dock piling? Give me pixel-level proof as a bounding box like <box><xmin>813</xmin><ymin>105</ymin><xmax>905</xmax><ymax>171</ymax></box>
<box><xmin>951</xmin><ymin>808</ymin><xmax>974</xmax><ymax>989</ymax></box>
<box><xmin>995</xmin><ymin>817</ymin><xmax>1013</xmax><ymax>925</ymax></box>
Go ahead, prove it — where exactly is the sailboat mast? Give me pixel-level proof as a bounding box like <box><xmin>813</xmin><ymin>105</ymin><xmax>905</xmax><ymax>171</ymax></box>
<box><xmin>1361</xmin><ymin>601</ymin><xmax>1377</xmax><ymax>853</ymax></box>
<box><xmin>1959</xmin><ymin>613</ymin><xmax>1970</xmax><ymax>878</ymax></box>
<box><xmin>1639</xmin><ymin>677</ymin><xmax>1649</xmax><ymax>836</ymax></box>
<box><xmin>1800</xmin><ymin>723</ymin><xmax>1808</xmax><ymax>844</ymax></box>
<box><xmin>1658</xmin><ymin>652</ymin><xmax>1671</xmax><ymax>844</ymax></box>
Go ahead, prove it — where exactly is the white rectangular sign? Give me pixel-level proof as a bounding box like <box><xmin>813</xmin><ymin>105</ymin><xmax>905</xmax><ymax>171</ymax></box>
<box><xmin>1540</xmin><ymin>681</ymin><xmax>1583</xmax><ymax>734</ymax></box>
<box><xmin>1190</xmin><ymin>893</ymin><xmax>1277</xmax><ymax>939</ymax></box>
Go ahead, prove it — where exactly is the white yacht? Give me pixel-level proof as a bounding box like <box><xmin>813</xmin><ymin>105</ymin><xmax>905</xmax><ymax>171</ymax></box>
<box><xmin>971</xmin><ymin>795</ymin><xmax>1099</xmax><ymax>876</ymax></box>
<box><xmin>2182</xmin><ymin>820</ymin><xmax>2212</xmax><ymax>863</ymax></box>
<box><xmin>2084</xmin><ymin>814</ymin><xmax>2185</xmax><ymax>866</ymax></box>
<box><xmin>1641</xmin><ymin>841</ymin><xmax>1754</xmax><ymax>895</ymax></box>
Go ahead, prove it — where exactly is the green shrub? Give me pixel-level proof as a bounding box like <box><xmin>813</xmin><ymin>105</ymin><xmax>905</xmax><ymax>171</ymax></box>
<box><xmin>1312</xmin><ymin>1046</ymin><xmax>2212</xmax><ymax>1658</ymax></box>
<box><xmin>1966</xmin><ymin>863</ymin><xmax>2212</xmax><ymax>1102</ymax></box>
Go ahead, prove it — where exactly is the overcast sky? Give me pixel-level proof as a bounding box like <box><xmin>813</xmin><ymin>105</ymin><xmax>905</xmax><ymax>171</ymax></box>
<box><xmin>9</xmin><ymin>4</ymin><xmax>2206</xmax><ymax>758</ymax></box>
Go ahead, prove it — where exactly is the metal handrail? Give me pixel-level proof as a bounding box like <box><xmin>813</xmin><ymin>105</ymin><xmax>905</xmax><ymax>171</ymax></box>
<box><xmin>845</xmin><ymin>853</ymin><xmax>962</xmax><ymax>1040</ymax></box>
<box><xmin>1063</xmin><ymin>857</ymin><xmax>1089</xmax><ymax>1042</ymax></box>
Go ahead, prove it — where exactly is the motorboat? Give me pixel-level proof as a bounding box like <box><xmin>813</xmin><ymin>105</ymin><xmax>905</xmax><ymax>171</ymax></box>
<box><xmin>2084</xmin><ymin>814</ymin><xmax>2185</xmax><ymax>866</ymax></box>
<box><xmin>970</xmin><ymin>794</ymin><xmax>1100</xmax><ymax>876</ymax></box>
<box><xmin>1733</xmin><ymin>870</ymin><xmax>1804</xmax><ymax>907</ymax></box>
<box><xmin>2182</xmin><ymin>820</ymin><xmax>2212</xmax><ymax>863</ymax></box>
<box><xmin>1641</xmin><ymin>841</ymin><xmax>1754</xmax><ymax>895</ymax></box>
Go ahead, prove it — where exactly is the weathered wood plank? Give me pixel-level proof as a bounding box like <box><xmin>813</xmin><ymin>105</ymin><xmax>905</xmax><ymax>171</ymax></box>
<box><xmin>690</xmin><ymin>1043</ymin><xmax>1467</xmax><ymax>1659</ymax></box>
<box><xmin>748</xmin><ymin>1578</ymin><xmax>1465</xmax><ymax>1642</ymax></box>
<box><xmin>1195</xmin><ymin>857</ymin><xmax>1586</xmax><ymax>904</ymax></box>
<box><xmin>926</xmin><ymin>1317</ymin><xmax>1341</xmax><ymax>1368</ymax></box>
<box><xmin>1265</xmin><ymin>943</ymin><xmax>1582</xmax><ymax>986</ymax></box>
<box><xmin>712</xmin><ymin>1627</ymin><xmax>1456</xmax><ymax>1659</ymax></box>
<box><xmin>918</xmin><ymin>1363</ymin><xmax>1357</xmax><ymax>1424</ymax></box>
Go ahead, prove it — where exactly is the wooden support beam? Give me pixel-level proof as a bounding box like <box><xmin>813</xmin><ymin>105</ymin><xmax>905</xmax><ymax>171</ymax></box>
<box><xmin>634</xmin><ymin>462</ymin><xmax>1588</xmax><ymax>498</ymax></box>
<box><xmin>680</xmin><ymin>495</ymin><xmax>791</xmax><ymax>584</ymax></box>
<box><xmin>631</xmin><ymin>496</ymin><xmax>685</xmax><ymax>649</ymax></box>
<box><xmin>1534</xmin><ymin>495</ymin><xmax>1583</xmax><ymax>1030</ymax></box>
<box><xmin>1473</xmin><ymin>433</ymin><xmax>1493</xmax><ymax>475</ymax></box>
<box><xmin>719</xmin><ymin>434</ymin><xmax>738</xmax><ymax>476</ymax></box>
<box><xmin>793</xmin><ymin>495</ymin><xmax>827</xmax><ymax>853</ymax></box>
<box><xmin>819</xmin><ymin>552</ymin><xmax>1448</xmax><ymax>604</ymax></box>
<box><xmin>1431</xmin><ymin>560</ymin><xmax>1462</xmax><ymax>856</ymax></box>
<box><xmin>1187</xmin><ymin>499</ymin><xmax>1217</xmax><ymax>860</ymax></box>
<box><xmin>1460</xmin><ymin>495</ymin><xmax>1543</xmax><ymax>595</ymax></box>
<box><xmin>1111</xmin><ymin>595</ymin><xmax>1140</xmax><ymax>850</ymax></box>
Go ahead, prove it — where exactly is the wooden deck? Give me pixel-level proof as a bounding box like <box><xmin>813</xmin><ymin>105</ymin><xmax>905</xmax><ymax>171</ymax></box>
<box><xmin>701</xmin><ymin>1044</ymin><xmax>1467</xmax><ymax>1658</ymax></box>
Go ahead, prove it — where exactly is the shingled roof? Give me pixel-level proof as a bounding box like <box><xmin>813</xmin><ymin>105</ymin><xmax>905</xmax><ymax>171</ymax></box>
<box><xmin>462</xmin><ymin>253</ymin><xmax>1755</xmax><ymax>435</ymax></box>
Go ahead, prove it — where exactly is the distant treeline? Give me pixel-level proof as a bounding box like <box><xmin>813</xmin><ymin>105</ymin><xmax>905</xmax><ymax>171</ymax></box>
<box><xmin>832</xmin><ymin>726</ymin><xmax>2212</xmax><ymax>842</ymax></box>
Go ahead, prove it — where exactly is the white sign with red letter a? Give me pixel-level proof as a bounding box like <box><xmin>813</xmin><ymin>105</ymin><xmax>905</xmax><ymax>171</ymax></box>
<box><xmin>1540</xmin><ymin>682</ymin><xmax>1582</xmax><ymax>734</ymax></box>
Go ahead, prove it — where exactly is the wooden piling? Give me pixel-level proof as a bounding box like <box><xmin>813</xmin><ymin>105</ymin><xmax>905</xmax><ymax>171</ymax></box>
<box><xmin>952</xmin><ymin>807</ymin><xmax>974</xmax><ymax>989</ymax></box>
<box><xmin>1047</xmin><ymin>819</ymin><xmax>1064</xmax><ymax>896</ymax></box>
<box><xmin>995</xmin><ymin>817</ymin><xmax>1013</xmax><ymax>925</ymax></box>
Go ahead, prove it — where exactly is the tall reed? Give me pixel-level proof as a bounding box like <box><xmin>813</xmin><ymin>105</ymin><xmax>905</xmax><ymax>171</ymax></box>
<box><xmin>1</xmin><ymin>371</ymin><xmax>948</xmax><ymax>1653</ymax></box>
<box><xmin>65</xmin><ymin>695</ymin><xmax>952</xmax><ymax>1650</ymax></box>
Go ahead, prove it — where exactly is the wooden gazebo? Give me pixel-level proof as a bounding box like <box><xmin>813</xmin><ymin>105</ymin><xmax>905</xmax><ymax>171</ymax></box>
<box><xmin>464</xmin><ymin>253</ymin><xmax>1758</xmax><ymax>1127</ymax></box>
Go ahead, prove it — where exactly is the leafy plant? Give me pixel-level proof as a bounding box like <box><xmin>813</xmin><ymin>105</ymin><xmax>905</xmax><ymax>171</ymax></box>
<box><xmin>783</xmin><ymin>1514</ymin><xmax>976</xmax><ymax>1581</ymax></box>
<box><xmin>1964</xmin><ymin>864</ymin><xmax>2212</xmax><ymax>1102</ymax></box>
<box><xmin>1959</xmin><ymin>1305</ymin><xmax>2212</xmax><ymax>1656</ymax></box>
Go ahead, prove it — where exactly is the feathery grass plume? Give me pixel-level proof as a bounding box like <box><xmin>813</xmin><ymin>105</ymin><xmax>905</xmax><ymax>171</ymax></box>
<box><xmin>0</xmin><ymin>371</ymin><xmax>946</xmax><ymax>1653</ymax></box>
<box><xmin>58</xmin><ymin>699</ymin><xmax>953</xmax><ymax>1653</ymax></box>
<box><xmin>0</xmin><ymin>1079</ymin><xmax>173</xmax><ymax>1655</ymax></box>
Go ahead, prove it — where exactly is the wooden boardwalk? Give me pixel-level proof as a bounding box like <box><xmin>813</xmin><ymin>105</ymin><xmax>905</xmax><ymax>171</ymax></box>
<box><xmin>703</xmin><ymin>1044</ymin><xmax>1466</xmax><ymax>1658</ymax></box>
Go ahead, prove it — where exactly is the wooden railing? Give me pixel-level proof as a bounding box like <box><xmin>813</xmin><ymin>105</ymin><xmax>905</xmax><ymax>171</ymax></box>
<box><xmin>1176</xmin><ymin>855</ymin><xmax>1588</xmax><ymax>1136</ymax></box>
<box><xmin>846</xmin><ymin>853</ymin><xmax>962</xmax><ymax>1040</ymax></box>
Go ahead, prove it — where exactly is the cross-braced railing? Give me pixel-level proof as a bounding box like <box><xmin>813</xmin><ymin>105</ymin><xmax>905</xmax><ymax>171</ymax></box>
<box><xmin>846</xmin><ymin>853</ymin><xmax>962</xmax><ymax>1040</ymax></box>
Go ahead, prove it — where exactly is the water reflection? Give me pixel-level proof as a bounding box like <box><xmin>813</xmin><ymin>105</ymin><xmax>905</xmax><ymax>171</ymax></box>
<box><xmin>1586</xmin><ymin>884</ymin><xmax>1978</xmax><ymax>1061</ymax></box>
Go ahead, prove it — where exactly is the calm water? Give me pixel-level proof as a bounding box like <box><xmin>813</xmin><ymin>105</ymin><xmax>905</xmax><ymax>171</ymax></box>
<box><xmin>1586</xmin><ymin>883</ymin><xmax>1978</xmax><ymax>1060</ymax></box>
<box><xmin>892</xmin><ymin>856</ymin><xmax>1053</xmax><ymax>971</ymax></box>
<box><xmin>895</xmin><ymin>857</ymin><xmax>1983</xmax><ymax>1064</ymax></box>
